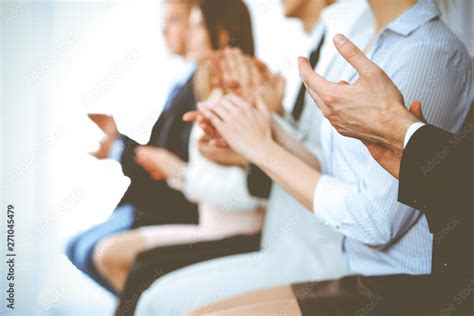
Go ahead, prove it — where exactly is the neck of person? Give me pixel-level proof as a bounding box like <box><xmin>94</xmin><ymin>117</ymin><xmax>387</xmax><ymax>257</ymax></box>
<box><xmin>298</xmin><ymin>1</ymin><xmax>328</xmax><ymax>34</ymax></box>
<box><xmin>369</xmin><ymin>0</ymin><xmax>417</xmax><ymax>33</ymax></box>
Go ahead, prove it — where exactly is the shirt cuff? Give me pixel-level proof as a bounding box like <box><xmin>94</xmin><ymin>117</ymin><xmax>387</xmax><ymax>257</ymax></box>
<box><xmin>403</xmin><ymin>122</ymin><xmax>425</xmax><ymax>149</ymax></box>
<box><xmin>108</xmin><ymin>138</ymin><xmax>125</xmax><ymax>161</ymax></box>
<box><xmin>312</xmin><ymin>175</ymin><xmax>349</xmax><ymax>232</ymax></box>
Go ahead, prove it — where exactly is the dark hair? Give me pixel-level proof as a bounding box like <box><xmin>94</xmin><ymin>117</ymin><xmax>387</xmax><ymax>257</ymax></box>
<box><xmin>196</xmin><ymin>0</ymin><xmax>255</xmax><ymax>56</ymax></box>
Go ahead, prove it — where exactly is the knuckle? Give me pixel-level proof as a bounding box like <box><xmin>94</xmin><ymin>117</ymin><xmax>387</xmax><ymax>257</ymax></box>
<box><xmin>322</xmin><ymin>94</ymin><xmax>336</xmax><ymax>104</ymax></box>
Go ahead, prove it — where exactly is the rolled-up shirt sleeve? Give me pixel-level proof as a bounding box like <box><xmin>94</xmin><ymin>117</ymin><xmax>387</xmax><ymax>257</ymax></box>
<box><xmin>313</xmin><ymin>40</ymin><xmax>471</xmax><ymax>248</ymax></box>
<box><xmin>313</xmin><ymin>164</ymin><xmax>424</xmax><ymax>247</ymax></box>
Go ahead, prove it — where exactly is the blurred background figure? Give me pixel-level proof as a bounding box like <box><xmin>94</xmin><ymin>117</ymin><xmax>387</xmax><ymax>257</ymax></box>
<box><xmin>135</xmin><ymin>0</ymin><xmax>374</xmax><ymax>314</ymax></box>
<box><xmin>92</xmin><ymin>0</ymin><xmax>263</xmax><ymax>297</ymax></box>
<box><xmin>65</xmin><ymin>0</ymin><xmax>200</xmax><ymax>294</ymax></box>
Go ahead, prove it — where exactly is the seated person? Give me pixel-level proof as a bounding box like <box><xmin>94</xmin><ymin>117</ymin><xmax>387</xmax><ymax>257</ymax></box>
<box><xmin>136</xmin><ymin>0</ymin><xmax>472</xmax><ymax>314</ymax></box>
<box><xmin>92</xmin><ymin>1</ymin><xmax>264</xmax><ymax>294</ymax></box>
<box><xmin>118</xmin><ymin>1</ymin><xmax>367</xmax><ymax>312</ymax></box>
<box><xmin>134</xmin><ymin>1</ymin><xmax>377</xmax><ymax>315</ymax></box>
<box><xmin>187</xmin><ymin>30</ymin><xmax>473</xmax><ymax>316</ymax></box>
<box><xmin>65</xmin><ymin>0</ymin><xmax>200</xmax><ymax>293</ymax></box>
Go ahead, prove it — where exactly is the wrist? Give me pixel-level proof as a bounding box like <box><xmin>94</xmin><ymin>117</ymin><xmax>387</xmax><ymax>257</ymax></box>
<box><xmin>382</xmin><ymin>106</ymin><xmax>418</xmax><ymax>153</ymax></box>
<box><xmin>252</xmin><ymin>139</ymin><xmax>282</xmax><ymax>168</ymax></box>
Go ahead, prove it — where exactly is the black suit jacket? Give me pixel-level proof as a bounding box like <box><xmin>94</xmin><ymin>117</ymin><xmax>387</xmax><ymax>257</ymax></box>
<box><xmin>117</xmin><ymin>75</ymin><xmax>199</xmax><ymax>228</ymax></box>
<box><xmin>398</xmin><ymin>112</ymin><xmax>473</xmax><ymax>313</ymax></box>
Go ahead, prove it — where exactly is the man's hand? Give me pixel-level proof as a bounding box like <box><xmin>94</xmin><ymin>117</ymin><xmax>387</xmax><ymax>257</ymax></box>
<box><xmin>198</xmin><ymin>135</ymin><xmax>248</xmax><ymax>167</ymax></box>
<box><xmin>363</xmin><ymin>100</ymin><xmax>426</xmax><ymax>179</ymax></box>
<box><xmin>298</xmin><ymin>34</ymin><xmax>420</xmax><ymax>153</ymax></box>
<box><xmin>88</xmin><ymin>114</ymin><xmax>119</xmax><ymax>159</ymax></box>
<box><xmin>134</xmin><ymin>146</ymin><xmax>186</xmax><ymax>181</ymax></box>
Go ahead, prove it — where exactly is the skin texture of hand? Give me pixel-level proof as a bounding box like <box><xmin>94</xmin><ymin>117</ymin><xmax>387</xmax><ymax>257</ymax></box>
<box><xmin>298</xmin><ymin>33</ymin><xmax>420</xmax><ymax>153</ymax></box>
<box><xmin>199</xmin><ymin>94</ymin><xmax>275</xmax><ymax>164</ymax></box>
<box><xmin>134</xmin><ymin>146</ymin><xmax>186</xmax><ymax>181</ymax></box>
<box><xmin>198</xmin><ymin>135</ymin><xmax>248</xmax><ymax>167</ymax></box>
<box><xmin>88</xmin><ymin>114</ymin><xmax>119</xmax><ymax>159</ymax></box>
<box><xmin>183</xmin><ymin>49</ymin><xmax>285</xmax><ymax>144</ymax></box>
<box><xmin>364</xmin><ymin>101</ymin><xmax>426</xmax><ymax>179</ymax></box>
<box><xmin>259</xmin><ymin>74</ymin><xmax>286</xmax><ymax>117</ymax></box>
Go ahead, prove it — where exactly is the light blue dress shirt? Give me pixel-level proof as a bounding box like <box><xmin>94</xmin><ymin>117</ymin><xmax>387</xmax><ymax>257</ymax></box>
<box><xmin>313</xmin><ymin>0</ymin><xmax>472</xmax><ymax>276</ymax></box>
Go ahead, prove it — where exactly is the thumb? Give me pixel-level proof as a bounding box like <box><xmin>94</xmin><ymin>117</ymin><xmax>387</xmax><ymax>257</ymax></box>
<box><xmin>183</xmin><ymin>111</ymin><xmax>199</xmax><ymax>122</ymax></box>
<box><xmin>408</xmin><ymin>100</ymin><xmax>426</xmax><ymax>123</ymax></box>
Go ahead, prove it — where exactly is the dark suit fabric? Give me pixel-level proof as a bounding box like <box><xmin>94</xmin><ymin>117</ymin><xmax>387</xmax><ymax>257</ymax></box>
<box><xmin>293</xmin><ymin>109</ymin><xmax>473</xmax><ymax>316</ymax></box>
<box><xmin>398</xmin><ymin>113</ymin><xmax>473</xmax><ymax>314</ymax></box>
<box><xmin>118</xmin><ymin>75</ymin><xmax>199</xmax><ymax>227</ymax></box>
<box><xmin>115</xmin><ymin>234</ymin><xmax>261</xmax><ymax>316</ymax></box>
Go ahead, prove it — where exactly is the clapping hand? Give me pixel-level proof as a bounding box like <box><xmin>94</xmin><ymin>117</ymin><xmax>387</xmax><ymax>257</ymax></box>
<box><xmin>88</xmin><ymin>114</ymin><xmax>119</xmax><ymax>159</ymax></box>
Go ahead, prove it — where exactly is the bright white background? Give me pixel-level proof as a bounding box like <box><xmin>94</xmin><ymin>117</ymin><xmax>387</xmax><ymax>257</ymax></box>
<box><xmin>1</xmin><ymin>1</ymin><xmax>308</xmax><ymax>315</ymax></box>
<box><xmin>0</xmin><ymin>0</ymin><xmax>472</xmax><ymax>315</ymax></box>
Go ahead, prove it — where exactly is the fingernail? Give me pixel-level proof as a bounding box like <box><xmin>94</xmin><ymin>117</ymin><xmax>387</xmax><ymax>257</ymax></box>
<box><xmin>334</xmin><ymin>34</ymin><xmax>347</xmax><ymax>47</ymax></box>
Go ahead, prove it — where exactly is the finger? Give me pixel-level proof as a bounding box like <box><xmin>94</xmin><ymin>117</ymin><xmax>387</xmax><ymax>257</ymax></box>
<box><xmin>220</xmin><ymin>97</ymin><xmax>240</xmax><ymax>116</ymax></box>
<box><xmin>333</xmin><ymin>33</ymin><xmax>377</xmax><ymax>77</ymax></box>
<box><xmin>134</xmin><ymin>146</ymin><xmax>145</xmax><ymax>157</ymax></box>
<box><xmin>297</xmin><ymin>56</ymin><xmax>340</xmax><ymax>100</ymax></box>
<box><xmin>151</xmin><ymin>170</ymin><xmax>165</xmax><ymax>181</ymax></box>
<box><xmin>198</xmin><ymin>134</ymin><xmax>211</xmax><ymax>144</ymax></box>
<box><xmin>183</xmin><ymin>111</ymin><xmax>199</xmax><ymax>122</ymax></box>
<box><xmin>306</xmin><ymin>85</ymin><xmax>330</xmax><ymax>114</ymax></box>
<box><xmin>232</xmin><ymin>49</ymin><xmax>246</xmax><ymax>83</ymax></box>
<box><xmin>210</xmin><ymin>138</ymin><xmax>229</xmax><ymax>148</ymax></box>
<box><xmin>275</xmin><ymin>74</ymin><xmax>286</xmax><ymax>90</ymax></box>
<box><xmin>227</xmin><ymin>94</ymin><xmax>252</xmax><ymax>115</ymax></box>
<box><xmin>338</xmin><ymin>80</ymin><xmax>350</xmax><ymax>85</ymax></box>
<box><xmin>212</xmin><ymin>102</ymin><xmax>234</xmax><ymax>122</ymax></box>
<box><xmin>408</xmin><ymin>100</ymin><xmax>426</xmax><ymax>123</ymax></box>
<box><xmin>226</xmin><ymin>49</ymin><xmax>240</xmax><ymax>85</ymax></box>
<box><xmin>197</xmin><ymin>103</ymin><xmax>224</xmax><ymax>138</ymax></box>
<box><xmin>199</xmin><ymin>103</ymin><xmax>226</xmax><ymax>132</ymax></box>
<box><xmin>209</xmin><ymin>52</ymin><xmax>224</xmax><ymax>89</ymax></box>
<box><xmin>255</xmin><ymin>93</ymin><xmax>269</xmax><ymax>113</ymax></box>
<box><xmin>240</xmin><ymin>56</ymin><xmax>253</xmax><ymax>92</ymax></box>
<box><xmin>220</xmin><ymin>50</ymin><xmax>233</xmax><ymax>92</ymax></box>
<box><xmin>200</xmin><ymin>122</ymin><xmax>218</xmax><ymax>138</ymax></box>
<box><xmin>248</xmin><ymin>58</ymin><xmax>261</xmax><ymax>89</ymax></box>
<box><xmin>254</xmin><ymin>58</ymin><xmax>272</xmax><ymax>82</ymax></box>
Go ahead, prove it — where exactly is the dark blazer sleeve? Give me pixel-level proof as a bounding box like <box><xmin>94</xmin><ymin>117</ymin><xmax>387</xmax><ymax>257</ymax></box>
<box><xmin>398</xmin><ymin>123</ymin><xmax>472</xmax><ymax>232</ymax></box>
<box><xmin>117</xmin><ymin>134</ymin><xmax>151</xmax><ymax>182</ymax></box>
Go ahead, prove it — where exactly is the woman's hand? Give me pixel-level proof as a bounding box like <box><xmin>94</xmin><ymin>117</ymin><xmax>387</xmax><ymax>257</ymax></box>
<box><xmin>198</xmin><ymin>135</ymin><xmax>248</xmax><ymax>167</ymax></box>
<box><xmin>259</xmin><ymin>74</ymin><xmax>285</xmax><ymax>117</ymax></box>
<box><xmin>88</xmin><ymin>114</ymin><xmax>119</xmax><ymax>159</ymax></box>
<box><xmin>135</xmin><ymin>146</ymin><xmax>186</xmax><ymax>181</ymax></box>
<box><xmin>199</xmin><ymin>94</ymin><xmax>275</xmax><ymax>164</ymax></box>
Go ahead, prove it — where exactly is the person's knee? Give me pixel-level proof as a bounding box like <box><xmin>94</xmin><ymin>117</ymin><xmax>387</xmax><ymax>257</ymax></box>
<box><xmin>64</xmin><ymin>231</ymin><xmax>98</xmax><ymax>273</ymax></box>
<box><xmin>64</xmin><ymin>235</ymin><xmax>79</xmax><ymax>262</ymax></box>
<box><xmin>92</xmin><ymin>238</ymin><xmax>116</xmax><ymax>275</ymax></box>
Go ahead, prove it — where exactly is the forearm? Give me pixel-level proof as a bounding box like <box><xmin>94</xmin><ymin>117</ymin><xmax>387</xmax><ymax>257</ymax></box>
<box><xmin>253</xmin><ymin>141</ymin><xmax>320</xmax><ymax>211</ymax></box>
<box><xmin>271</xmin><ymin>118</ymin><xmax>321</xmax><ymax>170</ymax></box>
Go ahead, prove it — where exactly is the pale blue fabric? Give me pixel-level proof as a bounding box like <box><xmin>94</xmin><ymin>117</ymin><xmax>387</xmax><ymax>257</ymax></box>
<box><xmin>313</xmin><ymin>0</ymin><xmax>472</xmax><ymax>276</ymax></box>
